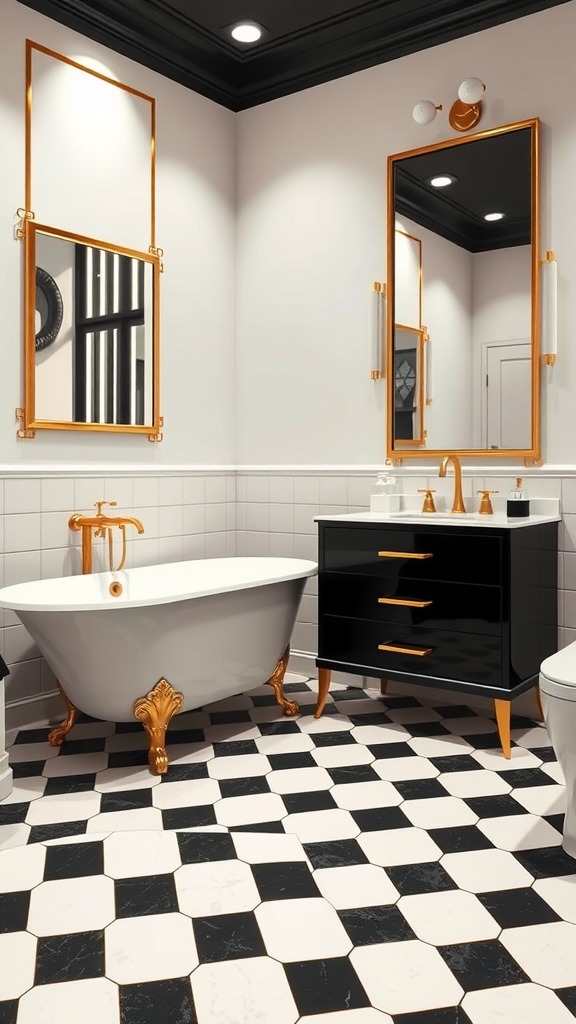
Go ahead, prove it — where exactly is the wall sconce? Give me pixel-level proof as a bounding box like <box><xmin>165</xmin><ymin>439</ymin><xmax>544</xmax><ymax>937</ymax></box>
<box><xmin>423</xmin><ymin>327</ymin><xmax>433</xmax><ymax>405</ymax></box>
<box><xmin>371</xmin><ymin>282</ymin><xmax>386</xmax><ymax>380</ymax></box>
<box><xmin>541</xmin><ymin>251</ymin><xmax>557</xmax><ymax>366</ymax></box>
<box><xmin>413</xmin><ymin>78</ymin><xmax>486</xmax><ymax>132</ymax></box>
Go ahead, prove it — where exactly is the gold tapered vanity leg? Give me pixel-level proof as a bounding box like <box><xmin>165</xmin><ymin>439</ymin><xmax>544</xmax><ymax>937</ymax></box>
<box><xmin>380</xmin><ymin>679</ymin><xmax>388</xmax><ymax>695</ymax></box>
<box><xmin>494</xmin><ymin>699</ymin><xmax>512</xmax><ymax>759</ymax></box>
<box><xmin>535</xmin><ymin>686</ymin><xmax>544</xmax><ymax>721</ymax></box>
<box><xmin>134</xmin><ymin>678</ymin><xmax>184</xmax><ymax>774</ymax></box>
<box><xmin>315</xmin><ymin>667</ymin><xmax>332</xmax><ymax>719</ymax></box>
<box><xmin>266</xmin><ymin>646</ymin><xmax>299</xmax><ymax>716</ymax></box>
<box><xmin>48</xmin><ymin>683</ymin><xmax>79</xmax><ymax>746</ymax></box>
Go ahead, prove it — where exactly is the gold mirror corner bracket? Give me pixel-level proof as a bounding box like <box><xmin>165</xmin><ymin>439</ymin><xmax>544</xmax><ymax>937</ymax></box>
<box><xmin>15</xmin><ymin>408</ymin><xmax>35</xmax><ymax>439</ymax></box>
<box><xmin>542</xmin><ymin>354</ymin><xmax>556</xmax><ymax>366</ymax></box>
<box><xmin>371</xmin><ymin>370</ymin><xmax>381</xmax><ymax>380</ymax></box>
<box><xmin>149</xmin><ymin>245</ymin><xmax>164</xmax><ymax>272</ymax></box>
<box><xmin>524</xmin><ymin>456</ymin><xmax>543</xmax><ymax>467</ymax></box>
<box><xmin>14</xmin><ymin>208</ymin><xmax>35</xmax><ymax>239</ymax></box>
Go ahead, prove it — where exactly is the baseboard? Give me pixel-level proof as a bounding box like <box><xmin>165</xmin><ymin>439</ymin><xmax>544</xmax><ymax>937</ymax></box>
<box><xmin>5</xmin><ymin>690</ymin><xmax>62</xmax><ymax>733</ymax></box>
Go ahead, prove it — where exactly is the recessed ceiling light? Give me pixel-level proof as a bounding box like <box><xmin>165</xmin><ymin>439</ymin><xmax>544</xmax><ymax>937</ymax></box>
<box><xmin>429</xmin><ymin>174</ymin><xmax>456</xmax><ymax>188</ymax></box>
<box><xmin>484</xmin><ymin>212</ymin><xmax>504</xmax><ymax>221</ymax></box>
<box><xmin>231</xmin><ymin>22</ymin><xmax>262</xmax><ymax>43</ymax></box>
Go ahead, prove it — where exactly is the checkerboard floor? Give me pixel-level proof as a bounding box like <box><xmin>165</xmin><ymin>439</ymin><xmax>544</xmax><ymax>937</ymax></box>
<box><xmin>1</xmin><ymin>675</ymin><xmax>576</xmax><ymax>1023</ymax></box>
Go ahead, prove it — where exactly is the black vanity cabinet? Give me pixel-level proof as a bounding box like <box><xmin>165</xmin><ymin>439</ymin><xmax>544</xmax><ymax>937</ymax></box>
<box><xmin>315</xmin><ymin>519</ymin><xmax>558</xmax><ymax>756</ymax></box>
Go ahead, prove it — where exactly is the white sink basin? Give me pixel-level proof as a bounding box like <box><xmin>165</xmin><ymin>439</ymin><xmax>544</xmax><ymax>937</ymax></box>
<box><xmin>390</xmin><ymin>512</ymin><xmax>485</xmax><ymax>524</ymax></box>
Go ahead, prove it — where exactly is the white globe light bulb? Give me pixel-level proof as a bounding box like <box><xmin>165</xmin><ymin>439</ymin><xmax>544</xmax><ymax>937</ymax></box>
<box><xmin>458</xmin><ymin>78</ymin><xmax>485</xmax><ymax>105</ymax></box>
<box><xmin>412</xmin><ymin>100</ymin><xmax>438</xmax><ymax>126</ymax></box>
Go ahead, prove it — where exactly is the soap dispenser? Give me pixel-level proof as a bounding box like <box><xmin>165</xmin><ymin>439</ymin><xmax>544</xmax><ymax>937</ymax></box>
<box><xmin>370</xmin><ymin>462</ymin><xmax>400</xmax><ymax>513</ymax></box>
<box><xmin>507</xmin><ymin>478</ymin><xmax>530</xmax><ymax>518</ymax></box>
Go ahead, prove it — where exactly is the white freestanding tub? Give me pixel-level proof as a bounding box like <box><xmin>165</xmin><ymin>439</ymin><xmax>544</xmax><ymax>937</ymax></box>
<box><xmin>0</xmin><ymin>557</ymin><xmax>317</xmax><ymax>772</ymax></box>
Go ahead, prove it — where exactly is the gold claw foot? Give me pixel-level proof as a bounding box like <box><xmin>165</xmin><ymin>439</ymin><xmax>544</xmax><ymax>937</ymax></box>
<box><xmin>267</xmin><ymin>646</ymin><xmax>299</xmax><ymax>716</ymax></box>
<box><xmin>134</xmin><ymin>678</ymin><xmax>184</xmax><ymax>774</ymax></box>
<box><xmin>48</xmin><ymin>683</ymin><xmax>79</xmax><ymax>746</ymax></box>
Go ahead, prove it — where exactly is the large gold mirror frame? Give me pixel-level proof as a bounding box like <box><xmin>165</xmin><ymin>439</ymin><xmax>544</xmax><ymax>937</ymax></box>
<box><xmin>386</xmin><ymin>118</ymin><xmax>540</xmax><ymax>462</ymax></box>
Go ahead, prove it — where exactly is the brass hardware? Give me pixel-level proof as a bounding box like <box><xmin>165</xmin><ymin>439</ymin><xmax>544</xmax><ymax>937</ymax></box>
<box><xmin>378</xmin><ymin>643</ymin><xmax>433</xmax><ymax>657</ymax></box>
<box><xmin>266</xmin><ymin>646</ymin><xmax>299</xmax><ymax>716</ymax></box>
<box><xmin>378</xmin><ymin>551</ymin><xmax>433</xmax><ymax>560</ymax></box>
<box><xmin>378</xmin><ymin>598</ymin><xmax>433</xmax><ymax>608</ymax></box>
<box><xmin>48</xmin><ymin>683</ymin><xmax>78</xmax><ymax>746</ymax></box>
<box><xmin>149</xmin><ymin>432</ymin><xmax>164</xmax><ymax>443</ymax></box>
<box><xmin>15</xmin><ymin>208</ymin><xmax>35</xmax><ymax>239</ymax></box>
<box><xmin>69</xmin><ymin>502</ymin><xmax>145</xmax><ymax>574</ymax></box>
<box><xmin>516</xmin><ymin>478</ymin><xmax>523</xmax><ymax>487</ymax></box>
<box><xmin>315</xmin><ymin>667</ymin><xmax>332</xmax><ymax>719</ymax></box>
<box><xmin>134</xmin><ymin>678</ymin><xmax>185</xmax><ymax>774</ymax></box>
<box><xmin>449</xmin><ymin>96</ymin><xmax>484</xmax><ymax>133</ymax></box>
<box><xmin>109</xmin><ymin>581</ymin><xmax>123</xmax><ymax>598</ymax></box>
<box><xmin>439</xmin><ymin>454</ymin><xmax>467</xmax><ymax>513</ymax></box>
<box><xmin>494</xmin><ymin>698</ymin><xmax>511</xmax><ymax>760</ymax></box>
<box><xmin>477</xmin><ymin>490</ymin><xmax>498</xmax><ymax>515</ymax></box>
<box><xmin>524</xmin><ymin>457</ymin><xmax>543</xmax><ymax>467</ymax></box>
<box><xmin>417</xmin><ymin>488</ymin><xmax>437</xmax><ymax>513</ymax></box>
<box><xmin>15</xmin><ymin>407</ymin><xmax>35</xmax><ymax>439</ymax></box>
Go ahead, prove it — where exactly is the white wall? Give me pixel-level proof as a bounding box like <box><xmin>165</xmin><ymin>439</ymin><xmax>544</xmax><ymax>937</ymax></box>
<box><xmin>0</xmin><ymin>0</ymin><xmax>236</xmax><ymax>465</ymax></box>
<box><xmin>236</xmin><ymin>1</ymin><xmax>576</xmax><ymax>466</ymax></box>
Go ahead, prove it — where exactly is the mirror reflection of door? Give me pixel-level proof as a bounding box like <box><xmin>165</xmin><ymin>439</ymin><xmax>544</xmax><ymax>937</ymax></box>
<box><xmin>394</xmin><ymin>325</ymin><xmax>424</xmax><ymax>445</ymax></box>
<box><xmin>484</xmin><ymin>341</ymin><xmax>531</xmax><ymax>449</ymax></box>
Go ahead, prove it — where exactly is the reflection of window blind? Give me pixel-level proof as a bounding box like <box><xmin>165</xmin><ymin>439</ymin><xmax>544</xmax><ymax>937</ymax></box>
<box><xmin>73</xmin><ymin>246</ymin><xmax>146</xmax><ymax>425</ymax></box>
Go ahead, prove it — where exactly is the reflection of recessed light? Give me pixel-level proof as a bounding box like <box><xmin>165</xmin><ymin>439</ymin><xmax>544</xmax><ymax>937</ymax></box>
<box><xmin>484</xmin><ymin>212</ymin><xmax>504</xmax><ymax>221</ymax></box>
<box><xmin>231</xmin><ymin>22</ymin><xmax>262</xmax><ymax>42</ymax></box>
<box><xmin>429</xmin><ymin>174</ymin><xmax>456</xmax><ymax>188</ymax></box>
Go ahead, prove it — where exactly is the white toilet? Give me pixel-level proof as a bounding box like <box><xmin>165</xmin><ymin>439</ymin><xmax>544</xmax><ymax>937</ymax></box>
<box><xmin>540</xmin><ymin>644</ymin><xmax>576</xmax><ymax>859</ymax></box>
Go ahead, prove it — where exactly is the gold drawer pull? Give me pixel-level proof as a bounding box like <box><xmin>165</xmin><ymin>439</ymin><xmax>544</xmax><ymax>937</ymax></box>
<box><xmin>378</xmin><ymin>642</ymin><xmax>433</xmax><ymax>657</ymax></box>
<box><xmin>378</xmin><ymin>598</ymin><xmax>433</xmax><ymax>608</ymax></box>
<box><xmin>378</xmin><ymin>550</ymin><xmax>433</xmax><ymax>560</ymax></box>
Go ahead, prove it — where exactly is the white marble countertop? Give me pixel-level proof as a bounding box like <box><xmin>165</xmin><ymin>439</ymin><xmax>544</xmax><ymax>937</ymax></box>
<box><xmin>314</xmin><ymin>510</ymin><xmax>561</xmax><ymax>530</ymax></box>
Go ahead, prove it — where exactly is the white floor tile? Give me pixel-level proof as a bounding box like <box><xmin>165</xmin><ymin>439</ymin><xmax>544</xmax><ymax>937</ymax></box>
<box><xmin>249</xmin><ymin>705</ymin><xmax>290</xmax><ymax>724</ymax></box>
<box><xmin>358</xmin><ymin>827</ymin><xmax>442</xmax><ymax>867</ymax></box>
<box><xmin>372</xmin><ymin>756</ymin><xmax>440</xmax><ymax>782</ymax></box>
<box><xmin>9</xmin><ymin>742</ymin><xmax>60</xmax><ymax>763</ymax></box>
<box><xmin>232</xmin><ymin>831</ymin><xmax>307</xmax><ymax>864</ymax></box>
<box><xmin>103</xmin><ymin>829</ymin><xmax>182</xmax><ymax>878</ymax></box>
<box><xmin>463</xmin><ymin>983</ymin><xmax>576</xmax><ymax>1024</ymax></box>
<box><xmin>501</xmin><ymin>921</ymin><xmax>576</xmax><ymax>987</ymax></box>
<box><xmin>0</xmin><ymin>775</ymin><xmax>46</xmax><ymax>803</ymax></box>
<box><xmin>255</xmin><ymin>897</ymin><xmax>352</xmax><ymax>960</ymax></box>
<box><xmin>175</xmin><ymin>859</ymin><xmax>260</xmax><ymax>917</ymax></box>
<box><xmin>0</xmin><ymin>823</ymin><xmax>31</xmax><ymax>851</ymax></box>
<box><xmin>255</xmin><ymin>733</ymin><xmax>315</xmax><ymax>755</ymax></box>
<box><xmin>398</xmin><ymin>889</ymin><xmax>501</xmax><ymax>945</ymax></box>
<box><xmin>17</xmin><ymin>978</ymin><xmax>121</xmax><ymax>1024</ymax></box>
<box><xmin>477</xmin><ymin>813</ymin><xmax>563</xmax><ymax>851</ymax></box>
<box><xmin>104</xmin><ymin>732</ymin><xmax>149</xmax><ymax>753</ymax></box>
<box><xmin>438</xmin><ymin>769</ymin><xmax>511</xmax><ymax>798</ymax></box>
<box><xmin>470</xmin><ymin>747</ymin><xmax>543</xmax><ymax>771</ymax></box>
<box><xmin>442</xmin><ymin>716</ymin><xmax>498</xmax><ymax>735</ymax></box>
<box><xmin>25</xmin><ymin>790</ymin><xmax>101</xmax><ymax>826</ymax></box>
<box><xmin>534</xmin><ymin>874</ymin><xmax>576</xmax><ymax>924</ymax></box>
<box><xmin>511</xmin><ymin>784</ymin><xmax>567</xmax><ymax>817</ymax></box>
<box><xmin>511</xmin><ymin>725</ymin><xmax>551</xmax><ymax>749</ymax></box>
<box><xmin>311</xmin><ymin>744</ymin><xmax>375</xmax><ymax>769</ymax></box>
<box><xmin>351</xmin><ymin>724</ymin><xmax>410</xmax><ymax>746</ymax></box>
<box><xmin>152</xmin><ymin>778</ymin><xmax>221</xmax><ymax>809</ymax></box>
<box><xmin>299</xmin><ymin>1012</ymin><xmax>392</xmax><ymax>1024</ymax></box>
<box><xmin>161</xmin><ymin>742</ymin><xmax>214</xmax><ymax>765</ymax></box>
<box><xmin>314</xmin><ymin>864</ymin><xmax>400</xmax><ymax>909</ymax></box>
<box><xmin>441</xmin><ymin>848</ymin><xmax>535</xmax><ymax>892</ymax></box>
<box><xmin>334</xmin><ymin>699</ymin><xmax>390</xmax><ymax>717</ymax></box>
<box><xmin>408</xmin><ymin>735</ymin><xmax>474</xmax><ymax>757</ymax></box>
<box><xmin>541</xmin><ymin>761</ymin><xmax>565</xmax><ymax>784</ymax></box>
<box><xmin>298</xmin><ymin>715</ymin><xmax>355</xmax><ymax>734</ymax></box>
<box><xmin>331</xmin><ymin>780</ymin><xmax>403</xmax><ymax>810</ymax></box>
<box><xmin>283</xmin><ymin>808</ymin><xmax>359</xmax><ymax>843</ymax></box>
<box><xmin>402</xmin><ymin>796</ymin><xmax>478</xmax><ymax>830</ymax></box>
<box><xmin>86</xmin><ymin>807</ymin><xmax>164</xmax><ymax>833</ymax></box>
<box><xmin>0</xmin><ymin>841</ymin><xmax>46</xmax><ymax>892</ymax></box>
<box><xmin>0</xmin><ymin>931</ymin><xmax>37</xmax><ymax>999</ymax></box>
<box><xmin>204</xmin><ymin>723</ymin><xmax>262</xmax><ymax>743</ymax></box>
<box><xmin>42</xmin><ymin>752</ymin><xmax>109</xmax><ymax>777</ymax></box>
<box><xmin>215</xmin><ymin>792</ymin><xmax>286</xmax><ymax>827</ymax></box>
<box><xmin>351</xmin><ymin>940</ymin><xmax>463</xmax><ymax>1015</ymax></box>
<box><xmin>105</xmin><ymin>912</ymin><xmax>198</xmax><ymax>983</ymax></box>
<box><xmin>27</xmin><ymin>875</ymin><xmax>115</xmax><ymax>935</ymax></box>
<box><xmin>94</xmin><ymin>766</ymin><xmax>162</xmax><ymax>792</ymax></box>
<box><xmin>267</xmin><ymin>766</ymin><xmax>333</xmax><ymax>794</ymax></box>
<box><xmin>208</xmin><ymin>753</ymin><xmax>271</xmax><ymax>779</ymax></box>
<box><xmin>191</xmin><ymin>956</ymin><xmax>299</xmax><ymax>1024</ymax></box>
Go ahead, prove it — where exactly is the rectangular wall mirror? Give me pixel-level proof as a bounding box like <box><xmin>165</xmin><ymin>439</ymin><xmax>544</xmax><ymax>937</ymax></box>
<box><xmin>24</xmin><ymin>222</ymin><xmax>160</xmax><ymax>434</ymax></box>
<box><xmin>386</xmin><ymin>118</ymin><xmax>540</xmax><ymax>461</ymax></box>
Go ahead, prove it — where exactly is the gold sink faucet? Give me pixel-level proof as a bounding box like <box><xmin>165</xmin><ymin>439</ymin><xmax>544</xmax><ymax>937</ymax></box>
<box><xmin>69</xmin><ymin>501</ymin><xmax>145</xmax><ymax>574</ymax></box>
<box><xmin>438</xmin><ymin>455</ymin><xmax>467</xmax><ymax>514</ymax></box>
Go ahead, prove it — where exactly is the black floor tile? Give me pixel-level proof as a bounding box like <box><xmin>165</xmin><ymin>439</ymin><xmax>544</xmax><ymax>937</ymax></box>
<box><xmin>165</xmin><ymin>729</ymin><xmax>205</xmax><ymax>745</ymax></box>
<box><xmin>213</xmin><ymin>740</ymin><xmax>259</xmax><ymax>757</ymax></box>
<box><xmin>530</xmin><ymin>746</ymin><xmax>557</xmax><ymax>763</ymax></box>
<box><xmin>328</xmin><ymin>765</ymin><xmax>381</xmax><ymax>786</ymax></box>
<box><xmin>392</xmin><ymin>1009</ymin><xmax>472</xmax><ymax>1023</ymax></box>
<box><xmin>496</xmin><ymin>768</ymin><xmax>555</xmax><ymax>788</ymax></box>
<box><xmin>43</xmin><ymin>840</ymin><xmax>104</xmax><ymax>881</ymax></box>
<box><xmin>0</xmin><ymin>802</ymin><xmax>29</xmax><ymax>826</ymax></box>
<box><xmin>161</xmin><ymin>762</ymin><xmax>210</xmax><ymax>783</ymax></box>
<box><xmin>311</xmin><ymin>731</ymin><xmax>357</xmax><ymax>748</ymax></box>
<box><xmin>13</xmin><ymin>728</ymin><xmax>52</xmax><ymax>745</ymax></box>
<box><xmin>161</xmin><ymin>805</ymin><xmax>217</xmax><ymax>830</ymax></box>
<box><xmin>11</xmin><ymin>761</ymin><xmax>46</xmax><ymax>778</ymax></box>
<box><xmin>119</xmin><ymin>978</ymin><xmax>197</xmax><ymax>1024</ymax></box>
<box><xmin>428</xmin><ymin>826</ymin><xmax>495</xmax><ymax>854</ymax></box>
<box><xmin>43</xmin><ymin>774</ymin><xmax>98</xmax><ymax>796</ymax></box>
<box><xmin>406</xmin><ymin>722</ymin><xmax>450</xmax><ymax>737</ymax></box>
<box><xmin>348</xmin><ymin>712</ymin><xmax>392</xmax><ymax>726</ymax></box>
<box><xmin>115</xmin><ymin>873</ymin><xmax>179</xmax><ymax>917</ymax></box>
<box><xmin>385</xmin><ymin>861</ymin><xmax>458</xmax><ymax>896</ymax></box>
<box><xmin>28</xmin><ymin>821</ymin><xmax>87</xmax><ymax>844</ymax></box>
<box><xmin>99</xmin><ymin>789</ymin><xmax>152</xmax><ymax>814</ymax></box>
<box><xmin>250</xmin><ymin>694</ymin><xmax>278</xmax><ymax>707</ymax></box>
<box><xmin>267</xmin><ymin>751</ymin><xmax>317</xmax><ymax>771</ymax></box>
<box><xmin>430</xmin><ymin>755</ymin><xmax>483</xmax><ymax>774</ymax></box>
<box><xmin>177</xmin><ymin>831</ymin><xmax>236</xmax><ymax>864</ymax></box>
<box><xmin>251</xmin><ymin>861</ymin><xmax>320</xmax><ymax>901</ymax></box>
<box><xmin>35</xmin><ymin>930</ymin><xmax>105</xmax><ymax>985</ymax></box>
<box><xmin>283</xmin><ymin>790</ymin><xmax>337</xmax><ymax>814</ymax></box>
<box><xmin>0</xmin><ymin>891</ymin><xmax>30</xmax><ymax>933</ymax></box>
<box><xmin>394</xmin><ymin>779</ymin><xmax>449</xmax><ymax>800</ymax></box>
<box><xmin>368</xmin><ymin>742</ymin><xmax>415</xmax><ymax>760</ymax></box>
<box><xmin>467</xmin><ymin>733</ymin><xmax>505</xmax><ymax>749</ymax></box>
<box><xmin>329</xmin><ymin>687</ymin><xmax>366</xmax><ymax>700</ymax></box>
<box><xmin>477</xmin><ymin>887</ymin><xmax>562</xmax><ymax>928</ymax></box>
<box><xmin>439</xmin><ymin>940</ymin><xmax>529</xmax><ymax>991</ymax></box>
<box><xmin>257</xmin><ymin>721</ymin><xmax>301</xmax><ymax>736</ymax></box>
<box><xmin>514</xmin><ymin>845</ymin><xmax>576</xmax><ymax>878</ymax></box>
<box><xmin>303</xmin><ymin>840</ymin><xmax>369</xmax><ymax>869</ymax></box>
<box><xmin>207</xmin><ymin>710</ymin><xmax>252</xmax><ymax>725</ymax></box>
<box><xmin>58</xmin><ymin>738</ymin><xmax>106</xmax><ymax>756</ymax></box>
<box><xmin>193</xmin><ymin>911</ymin><xmax>266</xmax><ymax>962</ymax></box>
<box><xmin>464</xmin><ymin>794</ymin><xmax>528</xmax><ymax>818</ymax></box>
<box><xmin>433</xmin><ymin>705</ymin><xmax>479</xmax><ymax>719</ymax></box>
<box><xmin>284</xmin><ymin>956</ymin><xmax>370</xmax><ymax>1016</ymax></box>
<box><xmin>545</xmin><ymin>813</ymin><xmax>565</xmax><ymax>833</ymax></box>
<box><xmin>229</xmin><ymin>820</ymin><xmax>286</xmax><ymax>833</ymax></box>
<box><xmin>0</xmin><ymin>1001</ymin><xmax>18</xmax><ymax>1024</ymax></box>
<box><xmin>115</xmin><ymin>721</ymin><xmax>145</xmax><ymax>733</ymax></box>
<box><xmin>556</xmin><ymin>987</ymin><xmax>576</xmax><ymax>1015</ymax></box>
<box><xmin>380</xmin><ymin>696</ymin><xmax>422</xmax><ymax>709</ymax></box>
<box><xmin>351</xmin><ymin>806</ymin><xmax>411</xmax><ymax>832</ymax></box>
<box><xmin>339</xmin><ymin>905</ymin><xmax>417</xmax><ymax>945</ymax></box>
<box><xmin>510</xmin><ymin>716</ymin><xmax>539</xmax><ymax>730</ymax></box>
<box><xmin>284</xmin><ymin>682</ymin><xmax>313</xmax><ymax>693</ymax></box>
<box><xmin>219</xmin><ymin>776</ymin><xmax>270</xmax><ymax>798</ymax></box>
<box><xmin>107</xmin><ymin>750</ymin><xmax>151</xmax><ymax>769</ymax></box>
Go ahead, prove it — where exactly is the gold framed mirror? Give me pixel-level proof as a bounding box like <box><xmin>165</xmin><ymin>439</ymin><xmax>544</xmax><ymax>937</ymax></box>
<box><xmin>386</xmin><ymin>118</ymin><xmax>540</xmax><ymax>461</ymax></box>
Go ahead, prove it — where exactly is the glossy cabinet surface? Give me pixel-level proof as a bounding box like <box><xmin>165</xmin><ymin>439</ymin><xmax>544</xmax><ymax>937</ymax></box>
<box><xmin>317</xmin><ymin>520</ymin><xmax>558</xmax><ymax>701</ymax></box>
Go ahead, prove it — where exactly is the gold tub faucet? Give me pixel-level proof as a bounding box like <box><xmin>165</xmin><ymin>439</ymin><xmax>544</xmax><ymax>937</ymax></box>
<box><xmin>69</xmin><ymin>501</ymin><xmax>145</xmax><ymax>574</ymax></box>
<box><xmin>438</xmin><ymin>455</ymin><xmax>466</xmax><ymax>514</ymax></box>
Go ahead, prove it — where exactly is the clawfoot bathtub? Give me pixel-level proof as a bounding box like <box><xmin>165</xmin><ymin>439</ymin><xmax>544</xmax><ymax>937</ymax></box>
<box><xmin>0</xmin><ymin>557</ymin><xmax>317</xmax><ymax>773</ymax></box>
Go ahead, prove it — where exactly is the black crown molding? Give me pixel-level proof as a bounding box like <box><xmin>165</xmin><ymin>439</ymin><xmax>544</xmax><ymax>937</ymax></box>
<box><xmin>17</xmin><ymin>0</ymin><xmax>570</xmax><ymax>111</ymax></box>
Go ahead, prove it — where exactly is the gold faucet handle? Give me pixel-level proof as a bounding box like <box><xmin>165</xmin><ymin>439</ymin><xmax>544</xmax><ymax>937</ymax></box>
<box><xmin>418</xmin><ymin>488</ymin><xmax>437</xmax><ymax>513</ymax></box>
<box><xmin>477</xmin><ymin>490</ymin><xmax>498</xmax><ymax>515</ymax></box>
<box><xmin>94</xmin><ymin>500</ymin><xmax>117</xmax><ymax>516</ymax></box>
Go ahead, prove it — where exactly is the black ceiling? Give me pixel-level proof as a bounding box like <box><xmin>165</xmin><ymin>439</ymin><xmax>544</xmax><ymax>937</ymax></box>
<box><xmin>394</xmin><ymin>126</ymin><xmax>533</xmax><ymax>252</ymax></box>
<box><xmin>17</xmin><ymin>0</ymin><xmax>570</xmax><ymax>111</ymax></box>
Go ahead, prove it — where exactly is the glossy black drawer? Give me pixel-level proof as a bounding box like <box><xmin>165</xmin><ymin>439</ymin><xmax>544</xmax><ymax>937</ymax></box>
<box><xmin>319</xmin><ymin>614</ymin><xmax>502</xmax><ymax>687</ymax></box>
<box><xmin>321</xmin><ymin>526</ymin><xmax>502</xmax><ymax>585</ymax></box>
<box><xmin>319</xmin><ymin>573</ymin><xmax>502</xmax><ymax>636</ymax></box>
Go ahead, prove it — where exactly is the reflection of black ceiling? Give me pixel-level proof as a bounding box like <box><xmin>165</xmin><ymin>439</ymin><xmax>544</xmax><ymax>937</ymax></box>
<box><xmin>17</xmin><ymin>0</ymin><xmax>569</xmax><ymax>111</ymax></box>
<box><xmin>394</xmin><ymin>126</ymin><xmax>532</xmax><ymax>252</ymax></box>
